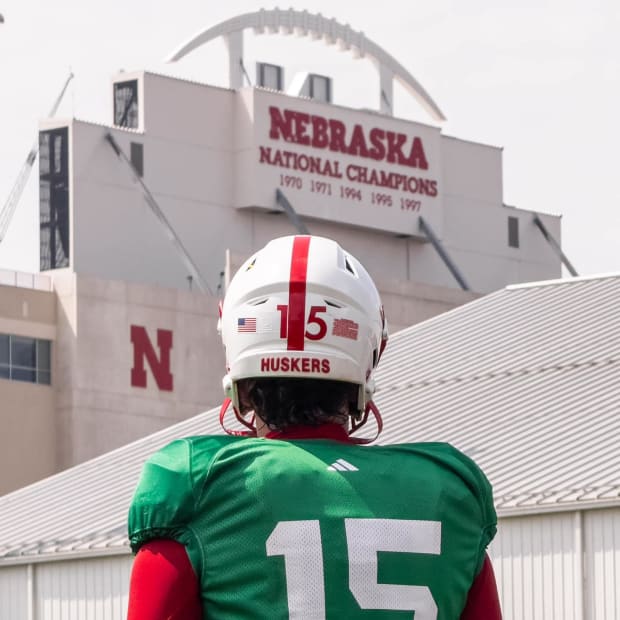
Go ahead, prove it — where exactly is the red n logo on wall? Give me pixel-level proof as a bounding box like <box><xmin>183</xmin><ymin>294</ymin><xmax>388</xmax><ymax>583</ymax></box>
<box><xmin>130</xmin><ymin>325</ymin><xmax>174</xmax><ymax>391</ymax></box>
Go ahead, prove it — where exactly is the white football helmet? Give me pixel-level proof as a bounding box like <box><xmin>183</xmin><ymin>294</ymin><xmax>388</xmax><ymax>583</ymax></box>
<box><xmin>219</xmin><ymin>235</ymin><xmax>388</xmax><ymax>440</ymax></box>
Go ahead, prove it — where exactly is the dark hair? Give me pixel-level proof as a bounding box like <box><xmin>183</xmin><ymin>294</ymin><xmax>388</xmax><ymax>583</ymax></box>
<box><xmin>238</xmin><ymin>378</ymin><xmax>358</xmax><ymax>431</ymax></box>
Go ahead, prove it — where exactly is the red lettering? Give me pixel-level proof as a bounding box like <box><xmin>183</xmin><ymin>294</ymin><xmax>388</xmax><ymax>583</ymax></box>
<box><xmin>386</xmin><ymin>131</ymin><xmax>408</xmax><ymax>164</ymax></box>
<box><xmin>269</xmin><ymin>107</ymin><xmax>294</xmax><ymax>141</ymax></box>
<box><xmin>309</xmin><ymin>157</ymin><xmax>321</xmax><ymax>174</ymax></box>
<box><xmin>295</xmin><ymin>112</ymin><xmax>311</xmax><ymax>145</ymax></box>
<box><xmin>297</xmin><ymin>155</ymin><xmax>309</xmax><ymax>171</ymax></box>
<box><xmin>326</xmin><ymin>160</ymin><xmax>343</xmax><ymax>179</ymax></box>
<box><xmin>259</xmin><ymin>146</ymin><xmax>273</xmax><ymax>164</ymax></box>
<box><xmin>407</xmin><ymin>177</ymin><xmax>419</xmax><ymax>193</ymax></box>
<box><xmin>418</xmin><ymin>178</ymin><xmax>430</xmax><ymax>195</ymax></box>
<box><xmin>328</xmin><ymin>119</ymin><xmax>347</xmax><ymax>153</ymax></box>
<box><xmin>260</xmin><ymin>356</ymin><xmax>332</xmax><ymax>374</ymax></box>
<box><xmin>311</xmin><ymin>115</ymin><xmax>329</xmax><ymax>148</ymax></box>
<box><xmin>346</xmin><ymin>164</ymin><xmax>360</xmax><ymax>181</ymax></box>
<box><xmin>427</xmin><ymin>180</ymin><xmax>438</xmax><ymax>197</ymax></box>
<box><xmin>368</xmin><ymin>168</ymin><xmax>380</xmax><ymax>185</ymax></box>
<box><xmin>268</xmin><ymin>106</ymin><xmax>431</xmax><ymax>171</ymax></box>
<box><xmin>273</xmin><ymin>150</ymin><xmax>284</xmax><ymax>166</ymax></box>
<box><xmin>130</xmin><ymin>325</ymin><xmax>173</xmax><ymax>391</ymax></box>
<box><xmin>368</xmin><ymin>128</ymin><xmax>386</xmax><ymax>161</ymax></box>
<box><xmin>283</xmin><ymin>151</ymin><xmax>295</xmax><ymax>168</ymax></box>
<box><xmin>406</xmin><ymin>137</ymin><xmax>428</xmax><ymax>170</ymax></box>
<box><xmin>378</xmin><ymin>170</ymin><xmax>392</xmax><ymax>189</ymax></box>
<box><xmin>348</xmin><ymin>124</ymin><xmax>369</xmax><ymax>158</ymax></box>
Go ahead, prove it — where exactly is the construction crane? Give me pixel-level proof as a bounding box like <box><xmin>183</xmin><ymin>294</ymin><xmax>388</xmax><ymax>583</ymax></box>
<box><xmin>0</xmin><ymin>72</ymin><xmax>74</xmax><ymax>243</ymax></box>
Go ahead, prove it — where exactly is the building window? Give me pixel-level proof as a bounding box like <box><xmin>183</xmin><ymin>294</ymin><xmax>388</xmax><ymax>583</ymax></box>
<box><xmin>114</xmin><ymin>80</ymin><xmax>139</xmax><ymax>129</ymax></box>
<box><xmin>508</xmin><ymin>216</ymin><xmax>519</xmax><ymax>248</ymax></box>
<box><xmin>130</xmin><ymin>142</ymin><xmax>144</xmax><ymax>177</ymax></box>
<box><xmin>0</xmin><ymin>335</ymin><xmax>8</xmax><ymax>379</ymax></box>
<box><xmin>0</xmin><ymin>334</ymin><xmax>52</xmax><ymax>385</ymax></box>
<box><xmin>257</xmin><ymin>63</ymin><xmax>283</xmax><ymax>91</ymax></box>
<box><xmin>308</xmin><ymin>74</ymin><xmax>331</xmax><ymax>103</ymax></box>
<box><xmin>39</xmin><ymin>127</ymin><xmax>70</xmax><ymax>271</ymax></box>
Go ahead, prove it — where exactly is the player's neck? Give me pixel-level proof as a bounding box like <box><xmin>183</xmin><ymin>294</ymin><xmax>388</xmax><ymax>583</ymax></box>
<box><xmin>264</xmin><ymin>423</ymin><xmax>352</xmax><ymax>443</ymax></box>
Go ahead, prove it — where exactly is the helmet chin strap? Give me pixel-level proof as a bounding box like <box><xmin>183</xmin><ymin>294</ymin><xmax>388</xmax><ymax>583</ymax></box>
<box><xmin>219</xmin><ymin>398</ymin><xmax>257</xmax><ymax>437</ymax></box>
<box><xmin>348</xmin><ymin>400</ymin><xmax>383</xmax><ymax>444</ymax></box>
<box><xmin>219</xmin><ymin>397</ymin><xmax>383</xmax><ymax>443</ymax></box>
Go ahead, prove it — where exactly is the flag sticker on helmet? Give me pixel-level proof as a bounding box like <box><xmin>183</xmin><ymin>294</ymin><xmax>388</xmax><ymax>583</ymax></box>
<box><xmin>332</xmin><ymin>318</ymin><xmax>359</xmax><ymax>340</ymax></box>
<box><xmin>237</xmin><ymin>317</ymin><xmax>257</xmax><ymax>332</ymax></box>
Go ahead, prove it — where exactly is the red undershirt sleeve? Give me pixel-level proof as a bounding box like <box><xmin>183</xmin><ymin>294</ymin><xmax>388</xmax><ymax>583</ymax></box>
<box><xmin>460</xmin><ymin>554</ymin><xmax>502</xmax><ymax>619</ymax></box>
<box><xmin>127</xmin><ymin>539</ymin><xmax>202</xmax><ymax>620</ymax></box>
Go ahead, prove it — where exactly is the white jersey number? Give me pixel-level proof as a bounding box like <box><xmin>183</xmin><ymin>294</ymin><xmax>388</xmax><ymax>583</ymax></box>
<box><xmin>266</xmin><ymin>518</ymin><xmax>441</xmax><ymax>619</ymax></box>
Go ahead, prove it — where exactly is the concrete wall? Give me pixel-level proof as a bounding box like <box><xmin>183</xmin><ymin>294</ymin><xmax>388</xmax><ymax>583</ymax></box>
<box><xmin>0</xmin><ymin>282</ymin><xmax>57</xmax><ymax>495</ymax></box>
<box><xmin>51</xmin><ymin>271</ymin><xmax>224</xmax><ymax>469</ymax></box>
<box><xmin>0</xmin><ymin>380</ymin><xmax>56</xmax><ymax>495</ymax></box>
<box><xmin>0</xmin><ymin>282</ymin><xmax>56</xmax><ymax>339</ymax></box>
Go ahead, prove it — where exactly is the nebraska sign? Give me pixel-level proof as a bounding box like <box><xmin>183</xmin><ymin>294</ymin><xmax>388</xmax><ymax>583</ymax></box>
<box><xmin>130</xmin><ymin>325</ymin><xmax>173</xmax><ymax>391</ymax></box>
<box><xmin>234</xmin><ymin>89</ymin><xmax>443</xmax><ymax>237</ymax></box>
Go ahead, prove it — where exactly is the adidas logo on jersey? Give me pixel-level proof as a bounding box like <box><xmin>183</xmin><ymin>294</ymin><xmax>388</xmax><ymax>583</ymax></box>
<box><xmin>327</xmin><ymin>459</ymin><xmax>358</xmax><ymax>472</ymax></box>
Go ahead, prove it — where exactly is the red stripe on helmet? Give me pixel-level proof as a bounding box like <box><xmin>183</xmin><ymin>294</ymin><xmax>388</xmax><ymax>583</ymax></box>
<box><xmin>287</xmin><ymin>236</ymin><xmax>311</xmax><ymax>350</ymax></box>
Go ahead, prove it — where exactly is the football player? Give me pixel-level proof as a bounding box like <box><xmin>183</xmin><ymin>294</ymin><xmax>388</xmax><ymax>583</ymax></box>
<box><xmin>127</xmin><ymin>235</ymin><xmax>502</xmax><ymax>619</ymax></box>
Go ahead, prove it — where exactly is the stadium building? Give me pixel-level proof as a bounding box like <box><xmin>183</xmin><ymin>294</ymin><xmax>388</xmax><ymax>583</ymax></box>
<box><xmin>0</xmin><ymin>9</ymin><xmax>565</xmax><ymax>495</ymax></box>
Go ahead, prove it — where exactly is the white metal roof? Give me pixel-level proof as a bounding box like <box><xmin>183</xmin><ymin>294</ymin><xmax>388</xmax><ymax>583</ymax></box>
<box><xmin>374</xmin><ymin>273</ymin><xmax>620</xmax><ymax>516</ymax></box>
<box><xmin>1</xmin><ymin>273</ymin><xmax>619</xmax><ymax>564</ymax></box>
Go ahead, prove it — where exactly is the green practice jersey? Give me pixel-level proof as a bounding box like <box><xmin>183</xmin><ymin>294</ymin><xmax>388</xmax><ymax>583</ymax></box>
<box><xmin>128</xmin><ymin>436</ymin><xmax>496</xmax><ymax>619</ymax></box>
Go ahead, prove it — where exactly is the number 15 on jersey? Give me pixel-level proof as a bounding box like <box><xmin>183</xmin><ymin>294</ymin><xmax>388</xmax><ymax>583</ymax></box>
<box><xmin>267</xmin><ymin>518</ymin><xmax>442</xmax><ymax>619</ymax></box>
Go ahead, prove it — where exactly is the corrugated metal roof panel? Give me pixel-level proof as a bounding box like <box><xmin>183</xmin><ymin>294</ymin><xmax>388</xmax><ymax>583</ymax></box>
<box><xmin>0</xmin><ymin>411</ymin><xmax>224</xmax><ymax>564</ymax></box>
<box><xmin>1</xmin><ymin>274</ymin><xmax>619</xmax><ymax>563</ymax></box>
<box><xmin>374</xmin><ymin>274</ymin><xmax>620</xmax><ymax>514</ymax></box>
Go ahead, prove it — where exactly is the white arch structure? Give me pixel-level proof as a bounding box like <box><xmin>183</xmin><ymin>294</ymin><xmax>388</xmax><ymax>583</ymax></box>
<box><xmin>167</xmin><ymin>8</ymin><xmax>446</xmax><ymax>121</ymax></box>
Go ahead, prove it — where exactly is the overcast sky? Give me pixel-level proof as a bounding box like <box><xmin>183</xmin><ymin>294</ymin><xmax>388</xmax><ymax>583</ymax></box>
<box><xmin>0</xmin><ymin>0</ymin><xmax>618</xmax><ymax>277</ymax></box>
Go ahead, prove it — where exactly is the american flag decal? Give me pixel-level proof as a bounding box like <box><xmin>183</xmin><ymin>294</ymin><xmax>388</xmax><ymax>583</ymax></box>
<box><xmin>237</xmin><ymin>317</ymin><xmax>257</xmax><ymax>332</ymax></box>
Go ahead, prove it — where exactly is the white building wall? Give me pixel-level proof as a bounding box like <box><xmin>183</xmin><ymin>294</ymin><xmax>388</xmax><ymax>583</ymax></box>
<box><xmin>490</xmin><ymin>512</ymin><xmax>582</xmax><ymax>620</ymax></box>
<box><xmin>34</xmin><ymin>556</ymin><xmax>132</xmax><ymax>620</ymax></box>
<box><xmin>585</xmin><ymin>508</ymin><xmax>620</xmax><ymax>620</ymax></box>
<box><xmin>439</xmin><ymin>136</ymin><xmax>561</xmax><ymax>291</ymax></box>
<box><xmin>0</xmin><ymin>556</ymin><xmax>132</xmax><ymax>620</ymax></box>
<box><xmin>0</xmin><ymin>564</ymin><xmax>28</xmax><ymax>619</ymax></box>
